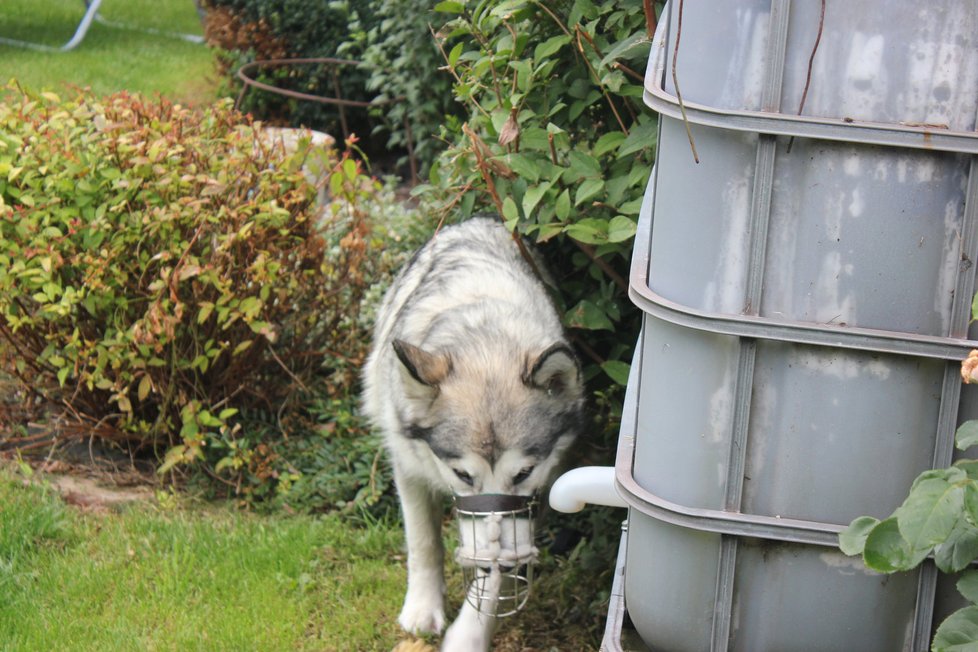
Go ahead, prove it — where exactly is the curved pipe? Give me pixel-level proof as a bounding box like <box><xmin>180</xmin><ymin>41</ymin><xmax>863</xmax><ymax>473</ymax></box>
<box><xmin>549</xmin><ymin>466</ymin><xmax>627</xmax><ymax>513</ymax></box>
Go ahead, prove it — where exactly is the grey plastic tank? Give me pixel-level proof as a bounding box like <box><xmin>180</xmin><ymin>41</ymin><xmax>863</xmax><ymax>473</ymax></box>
<box><xmin>618</xmin><ymin>1</ymin><xmax>978</xmax><ymax>650</ymax></box>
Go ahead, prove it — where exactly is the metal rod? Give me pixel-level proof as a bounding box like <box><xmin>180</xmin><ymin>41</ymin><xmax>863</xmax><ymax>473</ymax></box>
<box><xmin>234</xmin><ymin>57</ymin><xmax>420</xmax><ymax>181</ymax></box>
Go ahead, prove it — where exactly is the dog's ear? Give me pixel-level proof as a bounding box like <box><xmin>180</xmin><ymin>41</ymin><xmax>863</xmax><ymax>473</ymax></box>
<box><xmin>524</xmin><ymin>344</ymin><xmax>581</xmax><ymax>396</ymax></box>
<box><xmin>392</xmin><ymin>339</ymin><xmax>452</xmax><ymax>395</ymax></box>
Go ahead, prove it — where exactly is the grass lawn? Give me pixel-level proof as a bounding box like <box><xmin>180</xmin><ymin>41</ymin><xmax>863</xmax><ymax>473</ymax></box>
<box><xmin>0</xmin><ymin>465</ymin><xmax>611</xmax><ymax>651</ymax></box>
<box><xmin>0</xmin><ymin>0</ymin><xmax>217</xmax><ymax>103</ymax></box>
<box><xmin>0</xmin><ymin>468</ymin><xmax>411</xmax><ymax>651</ymax></box>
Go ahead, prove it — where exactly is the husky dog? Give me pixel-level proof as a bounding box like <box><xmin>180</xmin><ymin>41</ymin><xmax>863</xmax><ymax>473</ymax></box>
<box><xmin>362</xmin><ymin>217</ymin><xmax>584</xmax><ymax>650</ymax></box>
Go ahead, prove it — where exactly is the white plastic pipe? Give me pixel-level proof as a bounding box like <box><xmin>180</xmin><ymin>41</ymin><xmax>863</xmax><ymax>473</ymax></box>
<box><xmin>548</xmin><ymin>466</ymin><xmax>627</xmax><ymax>513</ymax></box>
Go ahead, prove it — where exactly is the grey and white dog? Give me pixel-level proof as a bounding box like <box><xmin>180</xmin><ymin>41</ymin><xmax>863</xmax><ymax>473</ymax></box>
<box><xmin>362</xmin><ymin>217</ymin><xmax>584</xmax><ymax>650</ymax></box>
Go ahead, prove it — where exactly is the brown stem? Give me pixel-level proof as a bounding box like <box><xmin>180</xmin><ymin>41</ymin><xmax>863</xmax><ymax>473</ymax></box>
<box><xmin>568</xmin><ymin>332</ymin><xmax>606</xmax><ymax>368</ymax></box>
<box><xmin>643</xmin><ymin>0</ymin><xmax>657</xmax><ymax>39</ymax></box>
<box><xmin>574</xmin><ymin>26</ymin><xmax>629</xmax><ymax>134</ymax></box>
<box><xmin>672</xmin><ymin>0</ymin><xmax>699</xmax><ymax>163</ymax></box>
<box><xmin>462</xmin><ymin>123</ymin><xmax>505</xmax><ymax>215</ymax></box>
<box><xmin>574</xmin><ymin>240</ymin><xmax>628</xmax><ymax>292</ymax></box>
<box><xmin>787</xmin><ymin>0</ymin><xmax>825</xmax><ymax>153</ymax></box>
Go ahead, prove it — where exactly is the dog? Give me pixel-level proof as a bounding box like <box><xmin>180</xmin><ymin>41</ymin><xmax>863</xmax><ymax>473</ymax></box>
<box><xmin>362</xmin><ymin>217</ymin><xmax>584</xmax><ymax>651</ymax></box>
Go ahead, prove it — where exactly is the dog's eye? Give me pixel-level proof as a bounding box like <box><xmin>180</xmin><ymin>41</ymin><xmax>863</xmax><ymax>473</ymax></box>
<box><xmin>453</xmin><ymin>469</ymin><xmax>474</xmax><ymax>486</ymax></box>
<box><xmin>513</xmin><ymin>466</ymin><xmax>535</xmax><ymax>485</ymax></box>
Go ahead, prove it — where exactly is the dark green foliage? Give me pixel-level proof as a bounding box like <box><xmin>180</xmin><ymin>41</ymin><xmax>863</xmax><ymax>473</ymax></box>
<box><xmin>353</xmin><ymin>0</ymin><xmax>461</xmax><ymax>176</ymax></box>
<box><xmin>202</xmin><ymin>0</ymin><xmax>457</xmax><ymax>176</ymax></box>
<box><xmin>0</xmin><ymin>86</ymin><xmax>425</xmax><ymax>505</ymax></box>
<box><xmin>202</xmin><ymin>0</ymin><xmax>379</xmax><ymax>142</ymax></box>
<box><xmin>420</xmin><ymin>0</ymin><xmax>657</xmax><ymax>442</ymax></box>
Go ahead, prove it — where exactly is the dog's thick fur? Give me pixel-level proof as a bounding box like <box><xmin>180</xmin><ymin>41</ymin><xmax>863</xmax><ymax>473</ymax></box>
<box><xmin>362</xmin><ymin>218</ymin><xmax>584</xmax><ymax>650</ymax></box>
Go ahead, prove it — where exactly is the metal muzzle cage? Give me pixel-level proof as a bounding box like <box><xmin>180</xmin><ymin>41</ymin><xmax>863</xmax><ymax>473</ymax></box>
<box><xmin>453</xmin><ymin>493</ymin><xmax>538</xmax><ymax>617</ymax></box>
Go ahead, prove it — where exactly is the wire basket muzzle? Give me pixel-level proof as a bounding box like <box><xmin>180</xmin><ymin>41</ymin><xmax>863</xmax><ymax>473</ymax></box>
<box><xmin>454</xmin><ymin>493</ymin><xmax>538</xmax><ymax>617</ymax></box>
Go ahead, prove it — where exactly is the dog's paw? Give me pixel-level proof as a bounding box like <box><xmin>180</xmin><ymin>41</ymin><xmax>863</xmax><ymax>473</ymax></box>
<box><xmin>398</xmin><ymin>594</ymin><xmax>446</xmax><ymax>635</ymax></box>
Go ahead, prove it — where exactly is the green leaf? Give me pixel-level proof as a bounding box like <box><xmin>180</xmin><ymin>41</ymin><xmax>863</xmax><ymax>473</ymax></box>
<box><xmin>564</xmin><ymin>300</ymin><xmax>614</xmax><ymax>331</ymax></box>
<box><xmin>502</xmin><ymin>196</ymin><xmax>519</xmax><ymax>224</ymax></box>
<box><xmin>197</xmin><ymin>301</ymin><xmax>214</xmax><ymax>325</ymax></box>
<box><xmin>215</xmin><ymin>456</ymin><xmax>234</xmax><ymax>473</ymax></box>
<box><xmin>565</xmin><ymin>217</ymin><xmax>607</xmax><ymax>244</ymax></box>
<box><xmin>534</xmin><ymin>34</ymin><xmax>571</xmax><ymax>60</ymax></box>
<box><xmin>838</xmin><ymin>516</ymin><xmax>879</xmax><ymax>556</ymax></box>
<box><xmin>958</xmin><ymin>421</ymin><xmax>978</xmax><ymax>450</ymax></box>
<box><xmin>607</xmin><ymin>215</ymin><xmax>637</xmax><ymax>243</ymax></box>
<box><xmin>137</xmin><ymin>375</ymin><xmax>152</xmax><ymax>402</ymax></box>
<box><xmin>56</xmin><ymin>365</ymin><xmax>71</xmax><ymax>387</ymax></box>
<box><xmin>958</xmin><ymin>460</ymin><xmax>978</xmax><ymax>481</ymax></box>
<box><xmin>567</xmin><ymin>150</ymin><xmax>601</xmax><ymax>177</ymax></box>
<box><xmin>232</xmin><ymin>339</ymin><xmax>253</xmax><ymax>356</ymax></box>
<box><xmin>555</xmin><ymin>189</ymin><xmax>571</xmax><ymax>221</ymax></box>
<box><xmin>972</xmin><ymin>290</ymin><xmax>978</xmax><ymax>322</ymax></box>
<box><xmin>522</xmin><ymin>182</ymin><xmax>552</xmax><ymax>218</ymax></box>
<box><xmin>434</xmin><ymin>1</ymin><xmax>465</xmax><ymax>13</ymax></box>
<box><xmin>593</xmin><ymin>131</ymin><xmax>626</xmax><ymax>157</ymax></box>
<box><xmin>601</xmin><ymin>360</ymin><xmax>630</xmax><ymax>385</ymax></box>
<box><xmin>342</xmin><ymin>157</ymin><xmax>358</xmax><ymax>181</ymax></box>
<box><xmin>574</xmin><ymin>177</ymin><xmax>604</xmax><ymax>206</ymax></box>
<box><xmin>966</xmin><ymin>482</ymin><xmax>978</xmax><ymax>526</ymax></box>
<box><xmin>863</xmin><ymin>517</ymin><xmax>929</xmax><ymax>573</ymax></box>
<box><xmin>599</xmin><ymin>32</ymin><xmax>651</xmax><ymax>68</ymax></box>
<box><xmin>895</xmin><ymin>476</ymin><xmax>964</xmax><ymax>550</ymax></box>
<box><xmin>448</xmin><ymin>42</ymin><xmax>465</xmax><ymax>68</ymax></box>
<box><xmin>506</xmin><ymin>154</ymin><xmax>542</xmax><ymax>182</ymax></box>
<box><xmin>618</xmin><ymin>119</ymin><xmax>658</xmax><ymax>158</ymax></box>
<box><xmin>158</xmin><ymin>445</ymin><xmax>186</xmax><ymax>475</ymax></box>
<box><xmin>959</xmin><ymin>571</ymin><xmax>978</xmax><ymax>604</ymax></box>
<box><xmin>935</xmin><ymin>519</ymin><xmax>978</xmax><ymax>573</ymax></box>
<box><xmin>238</xmin><ymin>296</ymin><xmax>262</xmax><ymax>320</ymax></box>
<box><xmin>932</xmin><ymin>606</ymin><xmax>978</xmax><ymax>651</ymax></box>
<box><xmin>198</xmin><ymin>410</ymin><xmax>223</xmax><ymax>428</ymax></box>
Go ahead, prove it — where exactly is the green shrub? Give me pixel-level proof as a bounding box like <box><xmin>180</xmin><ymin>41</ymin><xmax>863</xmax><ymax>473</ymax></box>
<box><xmin>201</xmin><ymin>0</ymin><xmax>382</xmax><ymax>154</ymax></box>
<box><xmin>277</xmin><ymin>177</ymin><xmax>438</xmax><ymax>513</ymax></box>
<box><xmin>352</xmin><ymin>0</ymin><xmax>461</xmax><ymax>177</ymax></box>
<box><xmin>421</xmin><ymin>0</ymin><xmax>658</xmax><ymax>433</ymax></box>
<box><xmin>0</xmin><ymin>87</ymin><xmax>417</xmax><ymax>502</ymax></box>
<box><xmin>202</xmin><ymin>0</ymin><xmax>458</xmax><ymax>178</ymax></box>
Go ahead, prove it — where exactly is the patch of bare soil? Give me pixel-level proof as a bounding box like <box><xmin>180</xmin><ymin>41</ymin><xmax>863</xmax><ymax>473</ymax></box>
<box><xmin>43</xmin><ymin>468</ymin><xmax>156</xmax><ymax>513</ymax></box>
<box><xmin>2</xmin><ymin>435</ymin><xmax>158</xmax><ymax>513</ymax></box>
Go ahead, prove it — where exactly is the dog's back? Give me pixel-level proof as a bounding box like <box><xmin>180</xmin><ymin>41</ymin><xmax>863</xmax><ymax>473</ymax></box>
<box><xmin>366</xmin><ymin>217</ymin><xmax>561</xmax><ymax>374</ymax></box>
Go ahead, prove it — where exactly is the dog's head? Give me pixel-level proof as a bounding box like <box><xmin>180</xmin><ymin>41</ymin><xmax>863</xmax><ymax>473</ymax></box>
<box><xmin>392</xmin><ymin>338</ymin><xmax>584</xmax><ymax>497</ymax></box>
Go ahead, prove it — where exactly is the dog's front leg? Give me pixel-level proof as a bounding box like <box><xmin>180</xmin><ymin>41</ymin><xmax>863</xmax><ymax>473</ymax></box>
<box><xmin>395</xmin><ymin>467</ymin><xmax>447</xmax><ymax>635</ymax></box>
<box><xmin>441</xmin><ymin>576</ymin><xmax>498</xmax><ymax>652</ymax></box>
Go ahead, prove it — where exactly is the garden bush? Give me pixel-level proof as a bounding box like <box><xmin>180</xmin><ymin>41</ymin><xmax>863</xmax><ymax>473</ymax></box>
<box><xmin>421</xmin><ymin>0</ymin><xmax>658</xmax><ymax>445</ymax></box>
<box><xmin>0</xmin><ymin>86</ymin><xmax>426</xmax><ymax>504</ymax></box>
<box><xmin>202</xmin><ymin>0</ymin><xmax>458</xmax><ymax>178</ymax></box>
<box><xmin>202</xmin><ymin>0</ymin><xmax>379</xmax><ymax>145</ymax></box>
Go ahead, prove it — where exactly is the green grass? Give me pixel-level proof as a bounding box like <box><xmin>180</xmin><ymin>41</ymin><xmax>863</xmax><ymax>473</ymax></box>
<box><xmin>0</xmin><ymin>470</ymin><xmax>409</xmax><ymax>651</ymax></box>
<box><xmin>0</xmin><ymin>467</ymin><xmax>612</xmax><ymax>651</ymax></box>
<box><xmin>0</xmin><ymin>0</ymin><xmax>217</xmax><ymax>103</ymax></box>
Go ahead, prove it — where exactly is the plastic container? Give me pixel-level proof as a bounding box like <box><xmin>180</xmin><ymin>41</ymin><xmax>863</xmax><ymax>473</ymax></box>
<box><xmin>617</xmin><ymin>1</ymin><xmax>978</xmax><ymax>650</ymax></box>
